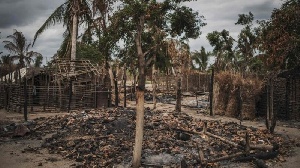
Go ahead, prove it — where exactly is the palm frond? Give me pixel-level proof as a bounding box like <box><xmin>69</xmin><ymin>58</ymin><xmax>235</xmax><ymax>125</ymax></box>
<box><xmin>32</xmin><ymin>2</ymin><xmax>68</xmax><ymax>46</ymax></box>
<box><xmin>58</xmin><ymin>30</ymin><xmax>72</xmax><ymax>58</ymax></box>
<box><xmin>3</xmin><ymin>41</ymin><xmax>20</xmax><ymax>54</ymax></box>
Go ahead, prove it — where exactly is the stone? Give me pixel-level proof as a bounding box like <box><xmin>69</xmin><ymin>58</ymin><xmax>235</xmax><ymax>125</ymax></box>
<box><xmin>14</xmin><ymin>124</ymin><xmax>30</xmax><ymax>137</ymax></box>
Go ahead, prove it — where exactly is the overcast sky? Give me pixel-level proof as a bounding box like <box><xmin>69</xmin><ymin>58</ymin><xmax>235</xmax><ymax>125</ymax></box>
<box><xmin>0</xmin><ymin>0</ymin><xmax>283</xmax><ymax>65</ymax></box>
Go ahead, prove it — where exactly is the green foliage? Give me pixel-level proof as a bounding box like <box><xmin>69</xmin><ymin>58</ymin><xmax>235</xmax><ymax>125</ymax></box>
<box><xmin>76</xmin><ymin>42</ymin><xmax>103</xmax><ymax>64</ymax></box>
<box><xmin>235</xmin><ymin>12</ymin><xmax>254</xmax><ymax>26</ymax></box>
<box><xmin>33</xmin><ymin>0</ymin><xmax>92</xmax><ymax>60</ymax></box>
<box><xmin>235</xmin><ymin>12</ymin><xmax>258</xmax><ymax>72</ymax></box>
<box><xmin>207</xmin><ymin>29</ymin><xmax>234</xmax><ymax>71</ymax></box>
<box><xmin>111</xmin><ymin>0</ymin><xmax>205</xmax><ymax>72</ymax></box>
<box><xmin>34</xmin><ymin>55</ymin><xmax>43</xmax><ymax>68</ymax></box>
<box><xmin>169</xmin><ymin>6</ymin><xmax>206</xmax><ymax>39</ymax></box>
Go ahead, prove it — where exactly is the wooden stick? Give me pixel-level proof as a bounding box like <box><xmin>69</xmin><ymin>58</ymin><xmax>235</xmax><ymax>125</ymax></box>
<box><xmin>174</xmin><ymin>127</ymin><xmax>240</xmax><ymax>148</ymax></box>
<box><xmin>205</xmin><ymin>131</ymin><xmax>240</xmax><ymax>148</ymax></box>
<box><xmin>203</xmin><ymin>122</ymin><xmax>207</xmax><ymax>134</ymax></box>
<box><xmin>245</xmin><ymin>131</ymin><xmax>250</xmax><ymax>153</ymax></box>
<box><xmin>250</xmin><ymin>144</ymin><xmax>274</xmax><ymax>151</ymax></box>
<box><xmin>175</xmin><ymin>127</ymin><xmax>274</xmax><ymax>152</ymax></box>
<box><xmin>208</xmin><ymin>152</ymin><xmax>245</xmax><ymax>163</ymax></box>
<box><xmin>234</xmin><ymin>151</ymin><xmax>278</xmax><ymax>161</ymax></box>
<box><xmin>196</xmin><ymin>144</ymin><xmax>206</xmax><ymax>165</ymax></box>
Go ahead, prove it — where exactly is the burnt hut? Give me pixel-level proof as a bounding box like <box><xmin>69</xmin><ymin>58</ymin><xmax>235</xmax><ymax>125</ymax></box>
<box><xmin>277</xmin><ymin>66</ymin><xmax>300</xmax><ymax>120</ymax></box>
<box><xmin>257</xmin><ymin>66</ymin><xmax>300</xmax><ymax>120</ymax></box>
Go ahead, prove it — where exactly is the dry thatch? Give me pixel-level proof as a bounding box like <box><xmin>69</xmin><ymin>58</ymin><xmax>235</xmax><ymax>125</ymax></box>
<box><xmin>213</xmin><ymin>71</ymin><xmax>263</xmax><ymax>119</ymax></box>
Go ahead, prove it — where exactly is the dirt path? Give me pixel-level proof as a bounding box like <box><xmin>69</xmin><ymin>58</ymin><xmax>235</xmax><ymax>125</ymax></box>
<box><xmin>0</xmin><ymin>139</ymin><xmax>73</xmax><ymax>168</ymax></box>
<box><xmin>0</xmin><ymin>109</ymin><xmax>74</xmax><ymax>168</ymax></box>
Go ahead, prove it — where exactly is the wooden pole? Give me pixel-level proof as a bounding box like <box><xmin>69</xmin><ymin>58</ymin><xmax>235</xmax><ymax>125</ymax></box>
<box><xmin>286</xmin><ymin>77</ymin><xmax>290</xmax><ymax>120</ymax></box>
<box><xmin>238</xmin><ymin>86</ymin><xmax>242</xmax><ymax>122</ymax></box>
<box><xmin>23</xmin><ymin>78</ymin><xmax>28</xmax><ymax>121</ymax></box>
<box><xmin>266</xmin><ymin>79</ymin><xmax>270</xmax><ymax>130</ymax></box>
<box><xmin>31</xmin><ymin>72</ymin><xmax>34</xmax><ymax>112</ymax></box>
<box><xmin>68</xmin><ymin>80</ymin><xmax>72</xmax><ymax>112</ymax></box>
<box><xmin>166</xmin><ymin>69</ymin><xmax>169</xmax><ymax>92</ymax></box>
<box><xmin>270</xmin><ymin>78</ymin><xmax>276</xmax><ymax>133</ymax></box>
<box><xmin>113</xmin><ymin>70</ymin><xmax>119</xmax><ymax>107</ymax></box>
<box><xmin>186</xmin><ymin>72</ymin><xmax>189</xmax><ymax>92</ymax></box>
<box><xmin>175</xmin><ymin>76</ymin><xmax>182</xmax><ymax>112</ymax></box>
<box><xmin>245</xmin><ymin>131</ymin><xmax>250</xmax><ymax>154</ymax></box>
<box><xmin>210</xmin><ymin>68</ymin><xmax>214</xmax><ymax>116</ymax></box>
<box><xmin>123</xmin><ymin>65</ymin><xmax>127</xmax><ymax>107</ymax></box>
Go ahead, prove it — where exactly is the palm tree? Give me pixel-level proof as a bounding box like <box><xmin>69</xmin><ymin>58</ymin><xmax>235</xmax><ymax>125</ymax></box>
<box><xmin>3</xmin><ymin>30</ymin><xmax>41</xmax><ymax>68</ymax></box>
<box><xmin>192</xmin><ymin>46</ymin><xmax>210</xmax><ymax>71</ymax></box>
<box><xmin>33</xmin><ymin>0</ymin><xmax>91</xmax><ymax>60</ymax></box>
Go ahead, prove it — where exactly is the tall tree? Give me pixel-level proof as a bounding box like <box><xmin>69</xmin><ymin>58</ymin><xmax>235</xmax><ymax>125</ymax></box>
<box><xmin>112</xmin><ymin>0</ymin><xmax>205</xmax><ymax>167</ymax></box>
<box><xmin>258</xmin><ymin>0</ymin><xmax>300</xmax><ymax>70</ymax></box>
<box><xmin>33</xmin><ymin>0</ymin><xmax>91</xmax><ymax>60</ymax></box>
<box><xmin>207</xmin><ymin>29</ymin><xmax>235</xmax><ymax>71</ymax></box>
<box><xmin>235</xmin><ymin>12</ymin><xmax>258</xmax><ymax>72</ymax></box>
<box><xmin>3</xmin><ymin>30</ymin><xmax>41</xmax><ymax>68</ymax></box>
<box><xmin>89</xmin><ymin>0</ymin><xmax>118</xmax><ymax>106</ymax></box>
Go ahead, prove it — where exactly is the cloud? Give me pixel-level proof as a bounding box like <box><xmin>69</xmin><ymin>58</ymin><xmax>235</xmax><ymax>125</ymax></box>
<box><xmin>0</xmin><ymin>0</ymin><xmax>65</xmax><ymax>64</ymax></box>
<box><xmin>1</xmin><ymin>0</ymin><xmax>283</xmax><ymax>65</ymax></box>
<box><xmin>184</xmin><ymin>0</ymin><xmax>282</xmax><ymax>51</ymax></box>
<box><xmin>242</xmin><ymin>0</ymin><xmax>281</xmax><ymax>20</ymax></box>
<box><xmin>0</xmin><ymin>0</ymin><xmax>63</xmax><ymax>28</ymax></box>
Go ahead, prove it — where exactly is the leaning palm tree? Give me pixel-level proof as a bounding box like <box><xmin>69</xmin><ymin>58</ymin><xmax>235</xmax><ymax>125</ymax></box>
<box><xmin>33</xmin><ymin>0</ymin><xmax>91</xmax><ymax>60</ymax></box>
<box><xmin>3</xmin><ymin>30</ymin><xmax>41</xmax><ymax>69</ymax></box>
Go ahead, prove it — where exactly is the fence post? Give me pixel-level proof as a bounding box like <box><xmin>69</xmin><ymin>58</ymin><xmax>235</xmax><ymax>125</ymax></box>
<box><xmin>210</xmin><ymin>68</ymin><xmax>214</xmax><ymax>116</ymax></box>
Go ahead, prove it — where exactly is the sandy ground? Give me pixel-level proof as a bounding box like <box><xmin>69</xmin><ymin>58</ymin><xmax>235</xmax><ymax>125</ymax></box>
<box><xmin>0</xmin><ymin>109</ymin><xmax>74</xmax><ymax>168</ymax></box>
<box><xmin>1</xmin><ymin>97</ymin><xmax>300</xmax><ymax>168</ymax></box>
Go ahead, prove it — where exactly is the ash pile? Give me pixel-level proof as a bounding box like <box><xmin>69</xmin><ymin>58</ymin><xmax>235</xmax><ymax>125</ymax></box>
<box><xmin>2</xmin><ymin>108</ymin><xmax>297</xmax><ymax>167</ymax></box>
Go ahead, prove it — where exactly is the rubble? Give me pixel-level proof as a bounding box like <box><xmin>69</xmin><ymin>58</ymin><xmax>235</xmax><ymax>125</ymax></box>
<box><xmin>0</xmin><ymin>107</ymin><xmax>296</xmax><ymax>167</ymax></box>
<box><xmin>9</xmin><ymin>107</ymin><xmax>292</xmax><ymax>167</ymax></box>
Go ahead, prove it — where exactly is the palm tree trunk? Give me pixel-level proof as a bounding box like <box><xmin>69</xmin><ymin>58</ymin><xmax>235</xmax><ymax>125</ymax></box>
<box><xmin>152</xmin><ymin>64</ymin><xmax>157</xmax><ymax>109</ymax></box>
<box><xmin>71</xmin><ymin>13</ymin><xmax>78</xmax><ymax>61</ymax></box>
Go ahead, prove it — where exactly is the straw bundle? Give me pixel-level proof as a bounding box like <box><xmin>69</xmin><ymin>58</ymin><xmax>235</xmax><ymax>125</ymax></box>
<box><xmin>213</xmin><ymin>71</ymin><xmax>263</xmax><ymax>120</ymax></box>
